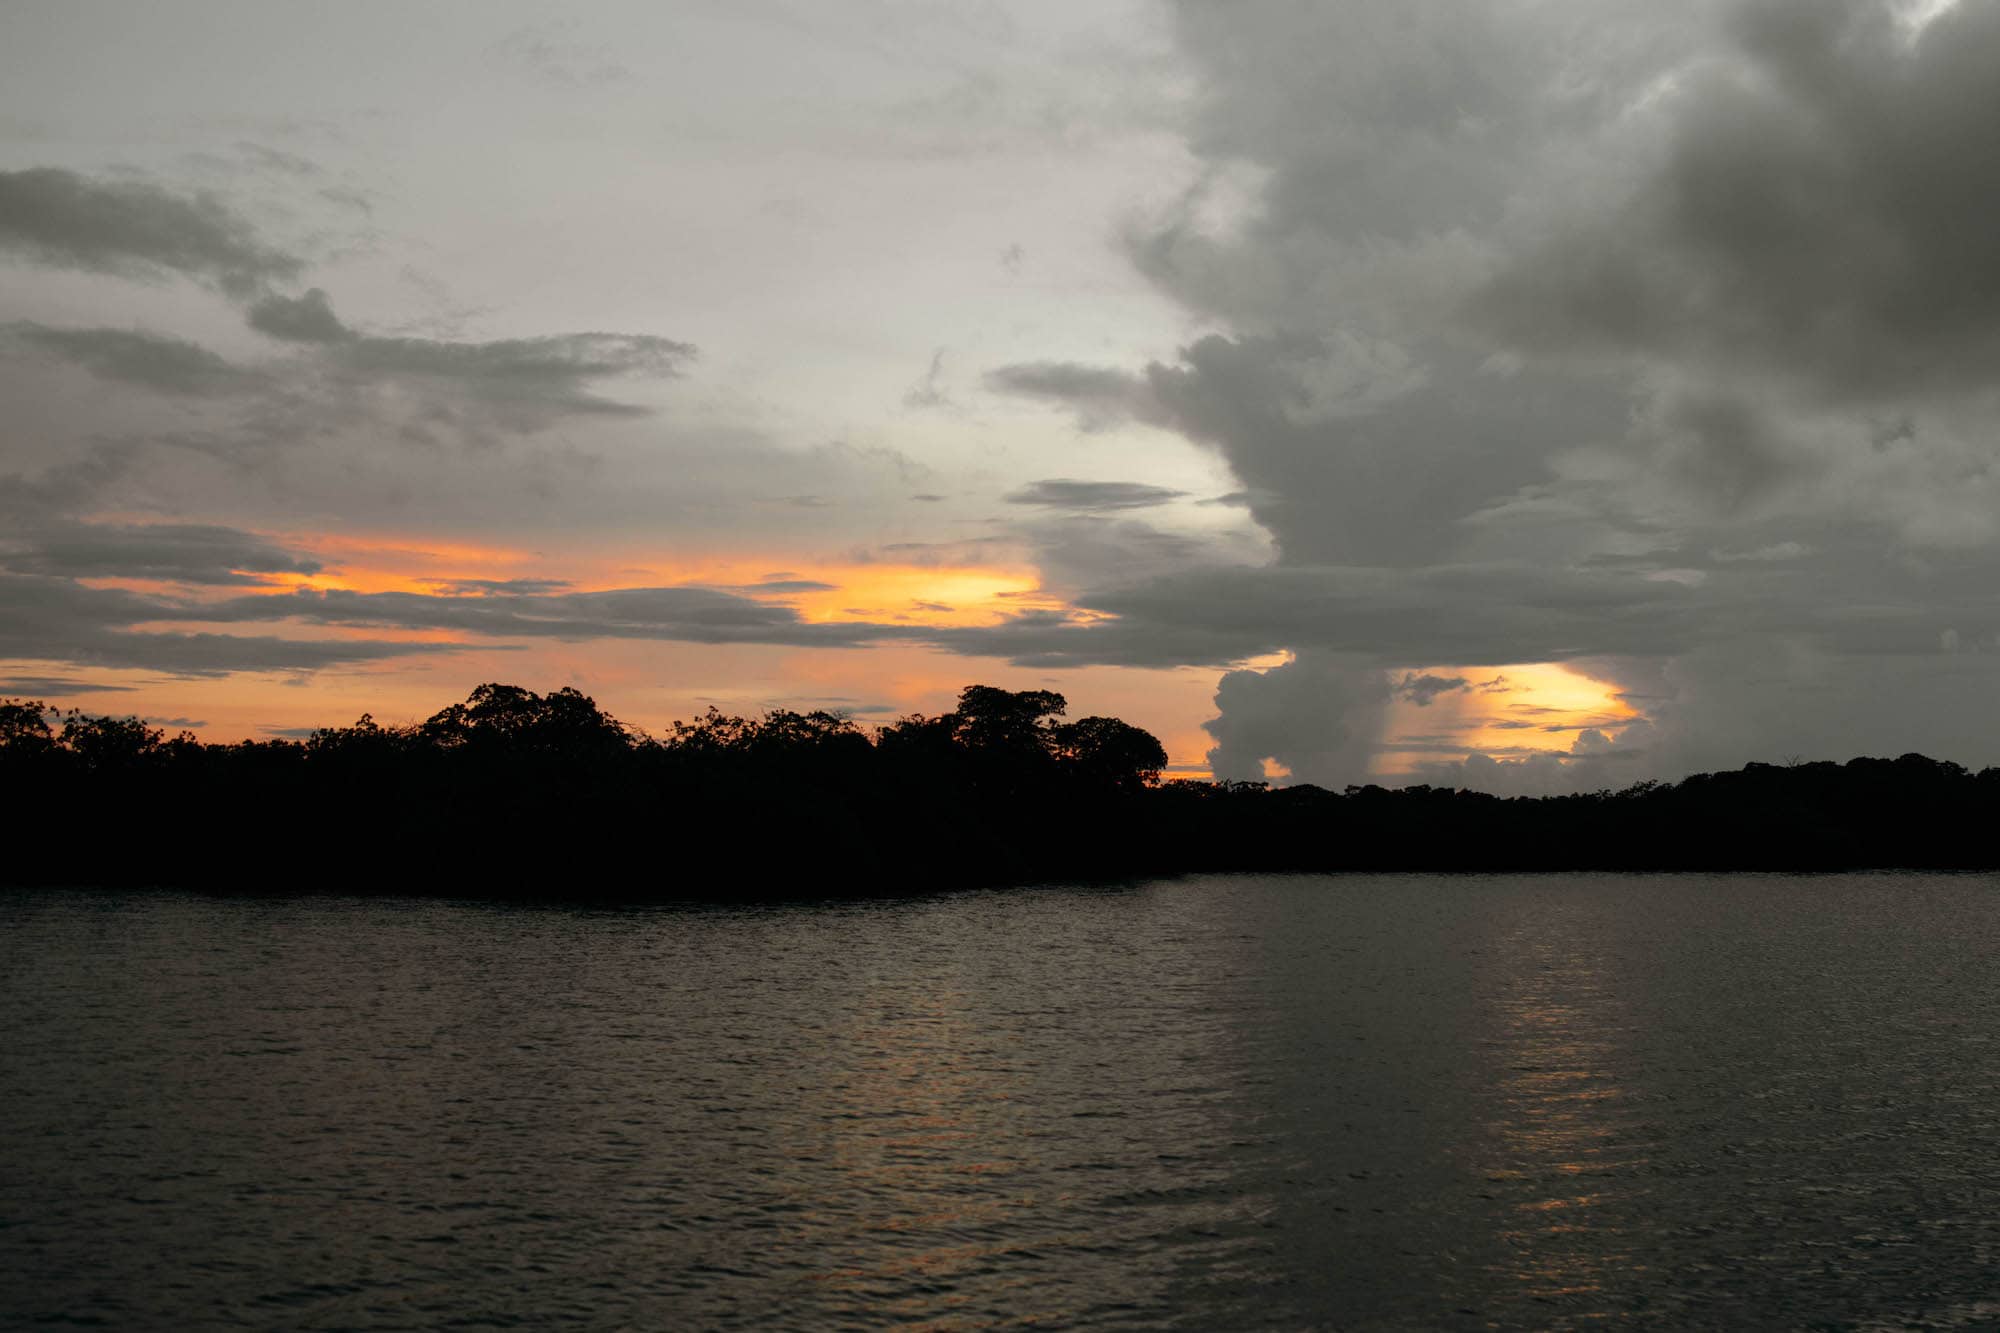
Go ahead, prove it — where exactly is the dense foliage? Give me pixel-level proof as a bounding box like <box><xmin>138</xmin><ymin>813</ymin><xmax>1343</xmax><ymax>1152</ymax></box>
<box><xmin>5</xmin><ymin>682</ymin><xmax>1997</xmax><ymax>894</ymax></box>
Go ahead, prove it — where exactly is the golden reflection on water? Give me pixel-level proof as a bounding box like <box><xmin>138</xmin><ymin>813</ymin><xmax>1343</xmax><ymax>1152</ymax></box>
<box><xmin>1480</xmin><ymin>904</ymin><xmax>1653</xmax><ymax>1312</ymax></box>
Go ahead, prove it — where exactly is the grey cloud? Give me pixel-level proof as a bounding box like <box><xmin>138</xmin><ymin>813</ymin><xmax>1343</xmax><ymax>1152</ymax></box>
<box><xmin>427</xmin><ymin>577</ymin><xmax>574</xmax><ymax>595</ymax></box>
<box><xmin>993</xmin><ymin>338</ymin><xmax>1618</xmax><ymax>566</ymax></box>
<box><xmin>1003</xmin><ymin>479</ymin><xmax>1187</xmax><ymax>511</ymax></box>
<box><xmin>186</xmin><ymin>584</ymin><xmax>909</xmax><ymax>649</ymax></box>
<box><xmin>494</xmin><ymin>21</ymin><xmax>632</xmax><ymax>88</ymax></box>
<box><xmin>903</xmin><ymin>348</ymin><xmax>951</xmax><ymax>410</ymax></box>
<box><xmin>1011</xmin><ymin>514</ymin><xmax>1250</xmax><ymax>601</ymax></box>
<box><xmin>0</xmin><ymin>167</ymin><xmax>301</xmax><ymax>296</ymax></box>
<box><xmin>1478</xmin><ymin>0</ymin><xmax>2000</xmax><ymax>399</ymax></box>
<box><xmin>735</xmin><ymin>579</ymin><xmax>839</xmax><ymax>594</ymax></box>
<box><xmin>333</xmin><ymin>330</ymin><xmax>695</xmax><ymax>417</ymax></box>
<box><xmin>984</xmin><ymin>361</ymin><xmax>1164</xmax><ymax>431</ymax></box>
<box><xmin>232</xmin><ymin>286</ymin><xmax>699</xmax><ymax>439</ymax></box>
<box><xmin>7</xmin><ymin>323</ymin><xmax>261</xmax><ymax>397</ymax></box>
<box><xmin>2</xmin><ymin>521</ymin><xmax>321</xmax><ymax>586</ymax></box>
<box><xmin>1396</xmin><ymin>673</ymin><xmax>1470</xmax><ymax>706</ymax></box>
<box><xmin>234</xmin><ymin>142</ymin><xmax>320</xmax><ymax>177</ymax></box>
<box><xmin>1203</xmin><ymin>652</ymin><xmax>1390</xmax><ymax>787</ymax></box>
<box><xmin>934</xmin><ymin>538</ymin><xmax>2000</xmax><ymax>672</ymax></box>
<box><xmin>0</xmin><ymin>572</ymin><xmax>456</xmax><ymax>676</ymax></box>
<box><xmin>246</xmin><ymin>287</ymin><xmax>349</xmax><ymax>343</ymax></box>
<box><xmin>0</xmin><ymin>676</ymin><xmax>137</xmax><ymax>696</ymax></box>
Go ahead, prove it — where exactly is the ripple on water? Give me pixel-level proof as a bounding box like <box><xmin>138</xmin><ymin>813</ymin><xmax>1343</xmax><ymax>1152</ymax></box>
<box><xmin>2</xmin><ymin>874</ymin><xmax>1998</xmax><ymax>1329</ymax></box>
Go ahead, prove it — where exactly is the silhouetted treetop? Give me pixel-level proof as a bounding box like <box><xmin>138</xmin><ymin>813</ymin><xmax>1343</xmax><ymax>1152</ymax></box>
<box><xmin>10</xmin><ymin>681</ymin><xmax>2000</xmax><ymax>892</ymax></box>
<box><xmin>417</xmin><ymin>683</ymin><xmax>631</xmax><ymax>759</ymax></box>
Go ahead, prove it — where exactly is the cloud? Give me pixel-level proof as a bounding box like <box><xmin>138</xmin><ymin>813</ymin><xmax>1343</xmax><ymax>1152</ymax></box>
<box><xmin>1003</xmin><ymin>479</ymin><xmax>1188</xmax><ymax>511</ymax></box>
<box><xmin>1</xmin><ymin>520</ymin><xmax>321</xmax><ymax>586</ymax></box>
<box><xmin>1203</xmin><ymin>652</ymin><xmax>1390</xmax><ymax>787</ymax></box>
<box><xmin>6</xmin><ymin>323</ymin><xmax>261</xmax><ymax>396</ymax></box>
<box><xmin>903</xmin><ymin>348</ymin><xmax>952</xmax><ymax>409</ymax></box>
<box><xmin>330</xmin><ymin>329</ymin><xmax>694</xmax><ymax>418</ymax></box>
<box><xmin>0</xmin><ymin>572</ymin><xmax>461</xmax><ymax>676</ymax></box>
<box><xmin>731</xmin><ymin>578</ymin><xmax>839</xmax><ymax>594</ymax></box>
<box><xmin>2</xmin><ymin>173</ymin><xmax>695</xmax><ymax>437</ymax></box>
<box><xmin>0</xmin><ymin>676</ymin><xmax>137</xmax><ymax>696</ymax></box>
<box><xmin>426</xmin><ymin>577</ymin><xmax>574</xmax><ymax>595</ymax></box>
<box><xmin>1396</xmin><ymin>672</ymin><xmax>1469</xmax><ymax>706</ymax></box>
<box><xmin>0</xmin><ymin>166</ymin><xmax>302</xmax><ymax>297</ymax></box>
<box><xmin>183</xmin><ymin>584</ymin><xmax>910</xmax><ymax>649</ymax></box>
<box><xmin>1477</xmin><ymin>0</ymin><xmax>2000</xmax><ymax>401</ymax></box>
<box><xmin>493</xmin><ymin>20</ymin><xmax>632</xmax><ymax>88</ymax></box>
<box><xmin>245</xmin><ymin>288</ymin><xmax>348</xmax><ymax>343</ymax></box>
<box><xmin>239</xmin><ymin>285</ymin><xmax>695</xmax><ymax>416</ymax></box>
<box><xmin>984</xmin><ymin>361</ymin><xmax>1165</xmax><ymax>431</ymax></box>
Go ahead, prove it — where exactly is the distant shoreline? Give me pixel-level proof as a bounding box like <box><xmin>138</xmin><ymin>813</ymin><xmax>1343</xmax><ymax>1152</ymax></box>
<box><xmin>8</xmin><ymin>683</ymin><xmax>1999</xmax><ymax>891</ymax></box>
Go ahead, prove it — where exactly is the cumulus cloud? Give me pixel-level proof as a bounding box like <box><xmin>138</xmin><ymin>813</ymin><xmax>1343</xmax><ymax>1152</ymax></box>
<box><xmin>1478</xmin><ymin>0</ymin><xmax>2000</xmax><ymax>400</ymax></box>
<box><xmin>972</xmin><ymin>0</ymin><xmax>2000</xmax><ymax>785</ymax></box>
<box><xmin>1202</xmin><ymin>652</ymin><xmax>1390</xmax><ymax>788</ymax></box>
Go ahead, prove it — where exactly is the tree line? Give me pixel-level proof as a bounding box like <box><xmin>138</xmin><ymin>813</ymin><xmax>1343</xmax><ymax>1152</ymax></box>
<box><xmin>5</xmin><ymin>681</ymin><xmax>1998</xmax><ymax>893</ymax></box>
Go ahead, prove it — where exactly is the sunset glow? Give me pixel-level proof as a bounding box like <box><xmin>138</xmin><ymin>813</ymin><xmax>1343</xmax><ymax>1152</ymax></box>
<box><xmin>1376</xmin><ymin>663</ymin><xmax>1645</xmax><ymax>777</ymax></box>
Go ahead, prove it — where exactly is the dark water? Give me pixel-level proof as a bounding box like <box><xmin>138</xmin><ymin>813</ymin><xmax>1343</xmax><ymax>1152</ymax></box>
<box><xmin>3</xmin><ymin>875</ymin><xmax>1998</xmax><ymax>1330</ymax></box>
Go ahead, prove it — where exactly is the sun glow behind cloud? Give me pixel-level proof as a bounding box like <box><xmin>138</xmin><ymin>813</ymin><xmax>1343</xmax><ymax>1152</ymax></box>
<box><xmin>135</xmin><ymin>528</ymin><xmax>1057</xmax><ymax>629</ymax></box>
<box><xmin>1376</xmin><ymin>662</ymin><xmax>1643</xmax><ymax>777</ymax></box>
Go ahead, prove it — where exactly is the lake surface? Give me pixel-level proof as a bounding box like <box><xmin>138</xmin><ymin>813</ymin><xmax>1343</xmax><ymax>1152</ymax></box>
<box><xmin>3</xmin><ymin>874</ymin><xmax>1998</xmax><ymax>1330</ymax></box>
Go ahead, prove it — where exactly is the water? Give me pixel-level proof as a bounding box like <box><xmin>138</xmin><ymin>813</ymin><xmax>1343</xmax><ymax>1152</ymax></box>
<box><xmin>3</xmin><ymin>874</ymin><xmax>1998</xmax><ymax>1330</ymax></box>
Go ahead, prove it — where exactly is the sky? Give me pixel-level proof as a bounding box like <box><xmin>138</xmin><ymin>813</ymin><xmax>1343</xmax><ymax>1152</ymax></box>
<box><xmin>5</xmin><ymin>0</ymin><xmax>2000</xmax><ymax>790</ymax></box>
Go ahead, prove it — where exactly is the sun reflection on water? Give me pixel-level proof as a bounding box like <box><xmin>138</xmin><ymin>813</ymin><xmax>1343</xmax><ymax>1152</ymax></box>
<box><xmin>1477</xmin><ymin>904</ymin><xmax>1653</xmax><ymax>1314</ymax></box>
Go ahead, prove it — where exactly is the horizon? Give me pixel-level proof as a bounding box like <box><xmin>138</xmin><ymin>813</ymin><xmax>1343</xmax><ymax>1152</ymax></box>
<box><xmin>7</xmin><ymin>0</ymin><xmax>2000</xmax><ymax>795</ymax></box>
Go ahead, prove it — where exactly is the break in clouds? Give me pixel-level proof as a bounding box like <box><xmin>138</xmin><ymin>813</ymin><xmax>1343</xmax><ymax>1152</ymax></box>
<box><xmin>6</xmin><ymin>0</ymin><xmax>2000</xmax><ymax>790</ymax></box>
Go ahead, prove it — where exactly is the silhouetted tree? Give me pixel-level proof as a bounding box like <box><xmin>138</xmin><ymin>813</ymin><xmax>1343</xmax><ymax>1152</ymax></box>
<box><xmin>11</xmin><ymin>679</ymin><xmax>2000</xmax><ymax>893</ymax></box>
<box><xmin>0</xmin><ymin>698</ymin><xmax>55</xmax><ymax>758</ymax></box>
<box><xmin>1051</xmin><ymin>715</ymin><xmax>1168</xmax><ymax>791</ymax></box>
<box><xmin>57</xmin><ymin>710</ymin><xmax>162</xmax><ymax>772</ymax></box>
<box><xmin>418</xmin><ymin>683</ymin><xmax>631</xmax><ymax>760</ymax></box>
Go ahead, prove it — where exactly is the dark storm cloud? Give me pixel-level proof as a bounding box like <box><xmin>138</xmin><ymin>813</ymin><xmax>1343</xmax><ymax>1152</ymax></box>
<box><xmin>993</xmin><ymin>337</ymin><xmax>1623</xmax><ymax>566</ymax></box>
<box><xmin>0</xmin><ymin>167</ymin><xmax>302</xmax><ymax>296</ymax></box>
<box><xmin>1479</xmin><ymin>0</ymin><xmax>2000</xmax><ymax>400</ymax></box>
<box><xmin>6</xmin><ymin>323</ymin><xmax>261</xmax><ymax>396</ymax></box>
<box><xmin>1003</xmin><ymin>479</ymin><xmax>1187</xmax><ymax>511</ymax></box>
<box><xmin>970</xmin><ymin>0</ymin><xmax>2000</xmax><ymax>787</ymax></box>
<box><xmin>935</xmin><ymin>563</ymin><xmax>1709</xmax><ymax>670</ymax></box>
